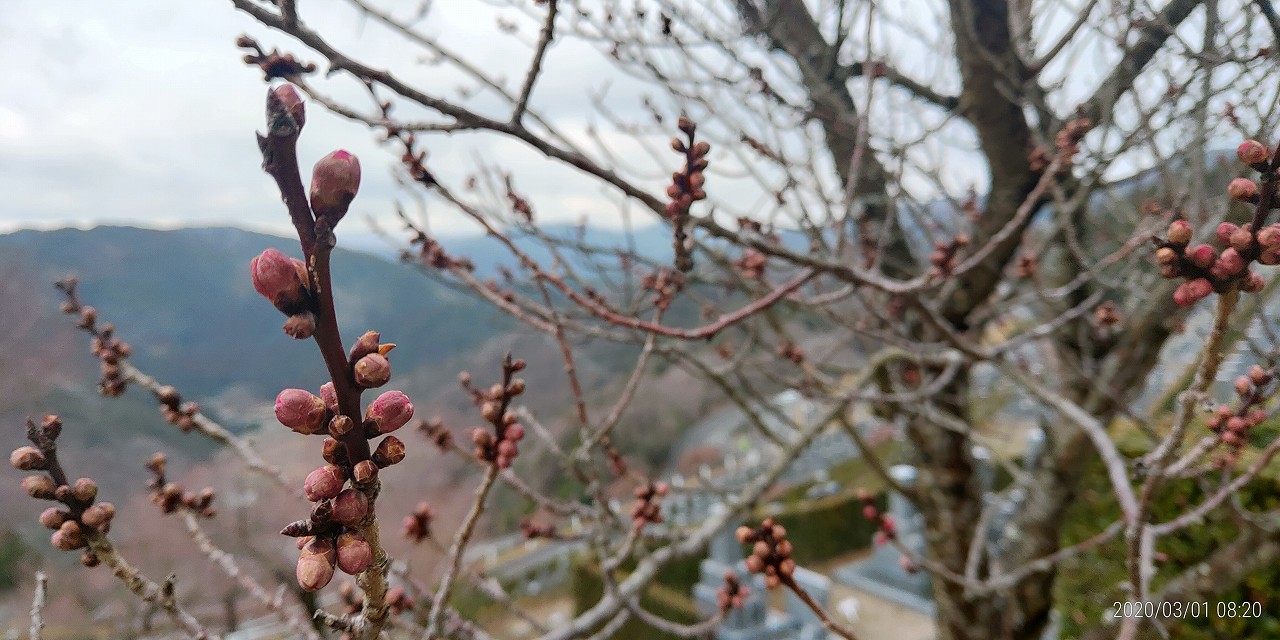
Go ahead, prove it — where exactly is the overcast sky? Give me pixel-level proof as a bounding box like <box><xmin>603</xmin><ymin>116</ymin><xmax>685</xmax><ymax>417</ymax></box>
<box><xmin>0</xmin><ymin>0</ymin><xmax>668</xmax><ymax>241</ymax></box>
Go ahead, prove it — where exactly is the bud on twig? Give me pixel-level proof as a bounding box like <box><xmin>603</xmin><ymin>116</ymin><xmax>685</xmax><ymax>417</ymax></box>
<box><xmin>336</xmin><ymin>531</ymin><xmax>373</xmax><ymax>575</ymax></box>
<box><xmin>304</xmin><ymin>465</ymin><xmax>345</xmax><ymax>502</ymax></box>
<box><xmin>354</xmin><ymin>354</ymin><xmax>391</xmax><ymax>388</ymax></box>
<box><xmin>372</xmin><ymin>436</ymin><xmax>406</xmax><ymax>468</ymax></box>
<box><xmin>10</xmin><ymin>446</ymin><xmax>46</xmax><ymax>471</ymax></box>
<box><xmin>366</xmin><ymin>390</ymin><xmax>414</xmax><ymax>434</ymax></box>
<box><xmin>296</xmin><ymin>538</ymin><xmax>337</xmax><ymax>592</ymax></box>
<box><xmin>251</xmin><ymin>249</ymin><xmax>310</xmax><ymax>314</ymax></box>
<box><xmin>276</xmin><ymin>389</ymin><xmax>328</xmax><ymax>435</ymax></box>
<box><xmin>332</xmin><ymin>488</ymin><xmax>368</xmax><ymax>526</ymax></box>
<box><xmin>310</xmin><ymin>150</ymin><xmax>361</xmax><ymax>225</ymax></box>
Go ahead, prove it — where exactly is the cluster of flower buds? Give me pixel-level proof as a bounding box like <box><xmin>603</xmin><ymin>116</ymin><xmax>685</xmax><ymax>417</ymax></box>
<box><xmin>641</xmin><ymin>268</ymin><xmax>685</xmax><ymax>310</ymax></box>
<box><xmin>736</xmin><ymin>518</ymin><xmax>796</xmax><ymax>589</ymax></box>
<box><xmin>520</xmin><ymin>519</ymin><xmax>557</xmax><ymax>539</ymax></box>
<box><xmin>12</xmin><ymin>416</ymin><xmax>114</xmax><ymax>567</ymax></box>
<box><xmin>402</xmin><ymin>501</ymin><xmax>435</xmax><ymax>544</ymax></box>
<box><xmin>418</xmin><ymin>416</ymin><xmax>454</xmax><ymax>452</ymax></box>
<box><xmin>857</xmin><ymin>488</ymin><xmax>897</xmax><ymax>545</ymax></box>
<box><xmin>1207</xmin><ymin>364</ymin><xmax>1274</xmax><ymax>463</ymax></box>
<box><xmin>1153</xmin><ymin>139</ymin><xmax>1280</xmax><ymax>306</ymax></box>
<box><xmin>929</xmin><ymin>234</ymin><xmax>970</xmax><ymax>277</ymax></box>
<box><xmin>145</xmin><ymin>453</ymin><xmax>216</xmax><ymax>517</ymax></box>
<box><xmin>715</xmin><ymin>571</ymin><xmax>750</xmax><ymax>613</ymax></box>
<box><xmin>282</xmin><ymin>463</ymin><xmax>375</xmax><ymax>591</ymax></box>
<box><xmin>629</xmin><ymin>482</ymin><xmax>670</xmax><ymax>529</ymax></box>
<box><xmin>1028</xmin><ymin>117</ymin><xmax>1092</xmax><ymax>172</ymax></box>
<box><xmin>407</xmin><ymin>233</ymin><xmax>475</xmax><ymax>272</ymax></box>
<box><xmin>735</xmin><ymin>249</ymin><xmax>767</xmax><ymax>281</ymax></box>
<box><xmin>666</xmin><ymin>116</ymin><xmax>711</xmax><ymax>272</ymax></box>
<box><xmin>462</xmin><ymin>356</ymin><xmax>528</xmax><ymax>468</ymax></box>
<box><xmin>56</xmin><ymin>279</ymin><xmax>134</xmax><ymax>397</ymax></box>
<box><xmin>504</xmin><ymin>174</ymin><xmax>534</xmax><ymax>222</ymax></box>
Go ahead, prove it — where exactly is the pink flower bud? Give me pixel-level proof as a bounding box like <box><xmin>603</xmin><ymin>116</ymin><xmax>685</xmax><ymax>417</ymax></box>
<box><xmin>1187</xmin><ymin>244</ymin><xmax>1216</xmax><ymax>269</ymax></box>
<box><xmin>283</xmin><ymin>312</ymin><xmax>316</xmax><ymax>339</ymax></box>
<box><xmin>250</xmin><ymin>249</ymin><xmax>309</xmax><ymax>313</ymax></box>
<box><xmin>23</xmin><ymin>475</ymin><xmax>56</xmax><ymax>499</ymax></box>
<box><xmin>352</xmin><ymin>460</ymin><xmax>378</xmax><ymax>485</ymax></box>
<box><xmin>350</xmin><ymin>330</ymin><xmax>381</xmax><ymax>361</ymax></box>
<box><xmin>505</xmin><ymin>423</ymin><xmax>525</xmax><ymax>442</ymax></box>
<box><xmin>354</xmin><ymin>353</ymin><xmax>391</xmax><ymax>388</ymax></box>
<box><xmin>10</xmin><ymin>446</ymin><xmax>46</xmax><ymax>471</ymax></box>
<box><xmin>1167</xmin><ymin>220</ymin><xmax>1193</xmax><ymax>245</ymax></box>
<box><xmin>276</xmin><ymin>389</ymin><xmax>328</xmax><ymax>435</ymax></box>
<box><xmin>1258</xmin><ymin>225</ymin><xmax>1280</xmax><ymax>248</ymax></box>
<box><xmin>39</xmin><ymin>508</ymin><xmax>70</xmax><ymax>530</ymax></box>
<box><xmin>304</xmin><ymin>465</ymin><xmax>345</xmax><ymax>502</ymax></box>
<box><xmin>497</xmin><ymin>440</ymin><xmax>518</xmax><ymax>458</ymax></box>
<box><xmin>1217</xmin><ymin>222</ymin><xmax>1240</xmax><ymax>244</ymax></box>
<box><xmin>1238</xmin><ymin>139</ymin><xmax>1269</xmax><ymax>165</ymax></box>
<box><xmin>296</xmin><ymin>539</ymin><xmax>336</xmax><ymax>592</ymax></box>
<box><xmin>1228</xmin><ymin>178</ymin><xmax>1259</xmax><ymax>202</ymax></box>
<box><xmin>320</xmin><ymin>382</ymin><xmax>339</xmax><ymax>413</ymax></box>
<box><xmin>336</xmin><ymin>531</ymin><xmax>373</xmax><ymax>575</ymax></box>
<box><xmin>71</xmin><ymin>478</ymin><xmax>98</xmax><ymax>503</ymax></box>
<box><xmin>309</xmin><ymin>150</ymin><xmax>361</xmax><ymax>225</ymax></box>
<box><xmin>1230</xmin><ymin>227</ymin><xmax>1255</xmax><ymax>252</ymax></box>
<box><xmin>366</xmin><ymin>390</ymin><xmax>414</xmax><ymax>433</ymax></box>
<box><xmin>1211</xmin><ymin>248</ymin><xmax>1245</xmax><ymax>279</ymax></box>
<box><xmin>332</xmin><ymin>488</ymin><xmax>368</xmax><ymax>525</ymax></box>
<box><xmin>1243</xmin><ymin>272</ymin><xmax>1266</xmax><ymax>293</ymax></box>
<box><xmin>1173</xmin><ymin>278</ymin><xmax>1214</xmax><ymax>307</ymax></box>
<box><xmin>270</xmin><ymin>83</ymin><xmax>306</xmax><ymax>129</ymax></box>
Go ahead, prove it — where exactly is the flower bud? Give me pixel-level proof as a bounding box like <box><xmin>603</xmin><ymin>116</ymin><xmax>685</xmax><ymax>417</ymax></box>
<box><xmin>1230</xmin><ymin>228</ymin><xmax>1255</xmax><ymax>252</ymax></box>
<box><xmin>366</xmin><ymin>390</ymin><xmax>414</xmax><ymax>433</ymax></box>
<box><xmin>251</xmin><ymin>249</ymin><xmax>309</xmax><ymax>313</ymax></box>
<box><xmin>1238</xmin><ymin>139</ymin><xmax>1269</xmax><ymax>165</ymax></box>
<box><xmin>350</xmin><ymin>331</ymin><xmax>381</xmax><ymax>361</ymax></box>
<box><xmin>1187</xmin><ymin>244</ymin><xmax>1216</xmax><ymax>269</ymax></box>
<box><xmin>1228</xmin><ymin>178</ymin><xmax>1259</xmax><ymax>202</ymax></box>
<box><xmin>304</xmin><ymin>465</ymin><xmax>345</xmax><ymax>502</ymax></box>
<box><xmin>336</xmin><ymin>531</ymin><xmax>373</xmax><ymax>575</ymax></box>
<box><xmin>297</xmin><ymin>539</ymin><xmax>337</xmax><ymax>592</ymax></box>
<box><xmin>1249</xmin><ymin>364</ymin><xmax>1272</xmax><ymax>385</ymax></box>
<box><xmin>71</xmin><ymin>478</ymin><xmax>98</xmax><ymax>503</ymax></box>
<box><xmin>10</xmin><ymin>446</ymin><xmax>46</xmax><ymax>471</ymax></box>
<box><xmin>321</xmin><ymin>437</ymin><xmax>348</xmax><ymax>466</ymax></box>
<box><xmin>1243</xmin><ymin>272</ymin><xmax>1266</xmax><ymax>293</ymax></box>
<box><xmin>505</xmin><ymin>423</ymin><xmax>525</xmax><ymax>442</ymax></box>
<box><xmin>1211</xmin><ymin>248</ymin><xmax>1245</xmax><ymax>279</ymax></box>
<box><xmin>1236</xmin><ymin>376</ymin><xmax>1253</xmax><ymax>396</ymax></box>
<box><xmin>1166</xmin><ymin>220</ymin><xmax>1193</xmax><ymax>245</ymax></box>
<box><xmin>310</xmin><ymin>150</ymin><xmax>361</xmax><ymax>225</ymax></box>
<box><xmin>1217</xmin><ymin>222</ymin><xmax>1240</xmax><ymax>244</ymax></box>
<box><xmin>332</xmin><ymin>488</ymin><xmax>369</xmax><ymax>525</ymax></box>
<box><xmin>1154</xmin><ymin>247</ymin><xmax>1177</xmax><ymax>266</ymax></box>
<box><xmin>329</xmin><ymin>414</ymin><xmax>354</xmax><ymax>437</ymax></box>
<box><xmin>283</xmin><ymin>312</ymin><xmax>317</xmax><ymax>339</ymax></box>
<box><xmin>23</xmin><ymin>475</ymin><xmax>56</xmax><ymax>499</ymax></box>
<box><xmin>1259</xmin><ymin>225</ymin><xmax>1280</xmax><ymax>249</ymax></box>
<box><xmin>81</xmin><ymin>503</ymin><xmax>115</xmax><ymax>530</ymax></box>
<box><xmin>275</xmin><ymin>389</ymin><xmax>328</xmax><ymax>435</ymax></box>
<box><xmin>39</xmin><ymin>508</ymin><xmax>70</xmax><ymax>530</ymax></box>
<box><xmin>319</xmin><ymin>382</ymin><xmax>339</xmax><ymax>413</ymax></box>
<box><xmin>353</xmin><ymin>354</ymin><xmax>391</xmax><ymax>388</ymax></box>
<box><xmin>1173</xmin><ymin>278</ymin><xmax>1214</xmax><ymax>307</ymax></box>
<box><xmin>352</xmin><ymin>460</ymin><xmax>378</xmax><ymax>485</ymax></box>
<box><xmin>373</xmin><ymin>436</ymin><xmax>406</xmax><ymax>468</ymax></box>
<box><xmin>270</xmin><ymin>83</ymin><xmax>306</xmax><ymax>130</ymax></box>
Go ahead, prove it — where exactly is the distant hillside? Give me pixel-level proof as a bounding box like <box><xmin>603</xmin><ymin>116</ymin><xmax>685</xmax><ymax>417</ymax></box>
<box><xmin>0</xmin><ymin>226</ymin><xmax>510</xmax><ymax>400</ymax></box>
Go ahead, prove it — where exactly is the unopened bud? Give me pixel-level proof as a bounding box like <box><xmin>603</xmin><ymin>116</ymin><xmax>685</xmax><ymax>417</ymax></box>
<box><xmin>336</xmin><ymin>531</ymin><xmax>373</xmax><ymax>575</ymax></box>
<box><xmin>304</xmin><ymin>465</ymin><xmax>345</xmax><ymax>502</ymax></box>
<box><xmin>1230</xmin><ymin>228</ymin><xmax>1255</xmax><ymax>252</ymax></box>
<box><xmin>1173</xmin><ymin>278</ymin><xmax>1214</xmax><ymax>307</ymax></box>
<box><xmin>366</xmin><ymin>390</ymin><xmax>414</xmax><ymax>433</ymax></box>
<box><xmin>332</xmin><ymin>488</ymin><xmax>369</xmax><ymax>525</ymax></box>
<box><xmin>81</xmin><ymin>503</ymin><xmax>115</xmax><ymax>530</ymax></box>
<box><xmin>23</xmin><ymin>475</ymin><xmax>56</xmax><ymax>499</ymax></box>
<box><xmin>1211</xmin><ymin>248</ymin><xmax>1245</xmax><ymax>278</ymax></box>
<box><xmin>1154</xmin><ymin>247</ymin><xmax>1178</xmax><ymax>266</ymax></box>
<box><xmin>1166</xmin><ymin>220</ymin><xmax>1193</xmax><ymax>245</ymax></box>
<box><xmin>1236</xmin><ymin>376</ymin><xmax>1253</xmax><ymax>396</ymax></box>
<box><xmin>1228</xmin><ymin>178</ymin><xmax>1259</xmax><ymax>202</ymax></box>
<box><xmin>276</xmin><ymin>389</ymin><xmax>328</xmax><ymax>435</ymax></box>
<box><xmin>283</xmin><ymin>312</ymin><xmax>317</xmax><ymax>339</ymax></box>
<box><xmin>1259</xmin><ymin>225</ymin><xmax>1280</xmax><ymax>249</ymax></box>
<box><xmin>1250</xmin><ymin>364</ymin><xmax>1272</xmax><ymax>385</ymax></box>
<box><xmin>329</xmin><ymin>414</ymin><xmax>354</xmax><ymax>437</ymax></box>
<box><xmin>1188</xmin><ymin>244</ymin><xmax>1216</xmax><ymax>269</ymax></box>
<box><xmin>250</xmin><ymin>249</ymin><xmax>309</xmax><ymax>313</ymax></box>
<box><xmin>39</xmin><ymin>508</ymin><xmax>70</xmax><ymax>530</ymax></box>
<box><xmin>350</xmin><ymin>331</ymin><xmax>381</xmax><ymax>361</ymax></box>
<box><xmin>10</xmin><ymin>446</ymin><xmax>46</xmax><ymax>471</ymax></box>
<box><xmin>321</xmin><ymin>437</ymin><xmax>347</xmax><ymax>465</ymax></box>
<box><xmin>309</xmin><ymin>150</ymin><xmax>361</xmax><ymax>225</ymax></box>
<box><xmin>353</xmin><ymin>353</ymin><xmax>391</xmax><ymax>388</ymax></box>
<box><xmin>352</xmin><ymin>460</ymin><xmax>378</xmax><ymax>485</ymax></box>
<box><xmin>296</xmin><ymin>539</ymin><xmax>337</xmax><ymax>592</ymax></box>
<box><xmin>71</xmin><ymin>478</ymin><xmax>98</xmax><ymax>503</ymax></box>
<box><xmin>270</xmin><ymin>83</ymin><xmax>306</xmax><ymax>129</ymax></box>
<box><xmin>373</xmin><ymin>436</ymin><xmax>406</xmax><ymax>468</ymax></box>
<box><xmin>1238</xmin><ymin>139</ymin><xmax>1269</xmax><ymax>165</ymax></box>
<box><xmin>1243</xmin><ymin>272</ymin><xmax>1266</xmax><ymax>293</ymax></box>
<box><xmin>480</xmin><ymin>401</ymin><xmax>502</xmax><ymax>423</ymax></box>
<box><xmin>1217</xmin><ymin>222</ymin><xmax>1240</xmax><ymax>244</ymax></box>
<box><xmin>505</xmin><ymin>423</ymin><xmax>526</xmax><ymax>442</ymax></box>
